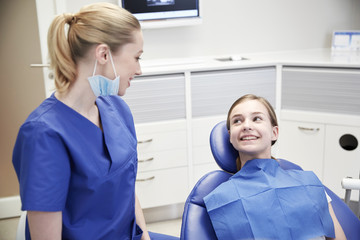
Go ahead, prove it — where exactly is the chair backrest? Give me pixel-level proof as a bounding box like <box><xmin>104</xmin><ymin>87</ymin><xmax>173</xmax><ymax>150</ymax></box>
<box><xmin>180</xmin><ymin>121</ymin><xmax>360</xmax><ymax>240</ymax></box>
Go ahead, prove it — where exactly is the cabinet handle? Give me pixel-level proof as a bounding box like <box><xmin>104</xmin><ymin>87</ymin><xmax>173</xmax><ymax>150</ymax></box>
<box><xmin>136</xmin><ymin>176</ymin><xmax>155</xmax><ymax>182</ymax></box>
<box><xmin>137</xmin><ymin>139</ymin><xmax>153</xmax><ymax>144</ymax></box>
<box><xmin>298</xmin><ymin>126</ymin><xmax>320</xmax><ymax>132</ymax></box>
<box><xmin>138</xmin><ymin>157</ymin><xmax>154</xmax><ymax>163</ymax></box>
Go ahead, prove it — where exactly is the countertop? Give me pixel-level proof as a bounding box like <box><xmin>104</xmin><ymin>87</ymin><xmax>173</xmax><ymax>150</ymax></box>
<box><xmin>140</xmin><ymin>49</ymin><xmax>360</xmax><ymax>75</ymax></box>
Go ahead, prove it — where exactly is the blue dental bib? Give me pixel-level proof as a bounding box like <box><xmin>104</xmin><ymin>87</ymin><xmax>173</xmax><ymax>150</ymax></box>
<box><xmin>204</xmin><ymin>158</ymin><xmax>335</xmax><ymax>240</ymax></box>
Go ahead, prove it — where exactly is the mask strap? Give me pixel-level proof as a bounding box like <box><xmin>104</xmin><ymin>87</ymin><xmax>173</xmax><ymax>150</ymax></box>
<box><xmin>92</xmin><ymin>59</ymin><xmax>97</xmax><ymax>77</ymax></box>
<box><xmin>108</xmin><ymin>51</ymin><xmax>118</xmax><ymax>78</ymax></box>
<box><xmin>91</xmin><ymin>50</ymin><xmax>117</xmax><ymax>77</ymax></box>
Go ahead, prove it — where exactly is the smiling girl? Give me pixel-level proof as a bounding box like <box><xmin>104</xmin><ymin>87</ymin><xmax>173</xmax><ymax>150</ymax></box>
<box><xmin>204</xmin><ymin>94</ymin><xmax>346</xmax><ymax>240</ymax></box>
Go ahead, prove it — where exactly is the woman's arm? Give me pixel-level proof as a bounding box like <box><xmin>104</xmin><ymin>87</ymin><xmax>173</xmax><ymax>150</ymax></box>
<box><xmin>326</xmin><ymin>203</ymin><xmax>347</xmax><ymax>240</ymax></box>
<box><xmin>135</xmin><ymin>194</ymin><xmax>151</xmax><ymax>240</ymax></box>
<box><xmin>27</xmin><ymin>211</ymin><xmax>62</xmax><ymax>240</ymax></box>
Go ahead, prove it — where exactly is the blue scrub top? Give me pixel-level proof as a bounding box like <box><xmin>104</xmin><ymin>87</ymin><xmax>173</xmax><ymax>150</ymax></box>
<box><xmin>13</xmin><ymin>94</ymin><xmax>140</xmax><ymax>239</ymax></box>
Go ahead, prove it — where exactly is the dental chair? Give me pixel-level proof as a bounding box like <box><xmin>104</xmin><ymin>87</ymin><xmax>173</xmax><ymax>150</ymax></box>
<box><xmin>342</xmin><ymin>176</ymin><xmax>360</xmax><ymax>218</ymax></box>
<box><xmin>180</xmin><ymin>121</ymin><xmax>360</xmax><ymax>240</ymax></box>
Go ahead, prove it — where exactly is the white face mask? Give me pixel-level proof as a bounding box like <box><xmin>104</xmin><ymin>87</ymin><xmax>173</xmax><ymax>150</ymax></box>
<box><xmin>88</xmin><ymin>51</ymin><xmax>120</xmax><ymax>97</ymax></box>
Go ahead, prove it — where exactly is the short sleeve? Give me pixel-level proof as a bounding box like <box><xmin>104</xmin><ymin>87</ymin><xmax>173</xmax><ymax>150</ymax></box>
<box><xmin>13</xmin><ymin>121</ymin><xmax>71</xmax><ymax>211</ymax></box>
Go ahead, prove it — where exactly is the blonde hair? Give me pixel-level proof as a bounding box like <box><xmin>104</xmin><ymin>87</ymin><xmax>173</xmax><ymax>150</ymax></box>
<box><xmin>226</xmin><ymin>94</ymin><xmax>279</xmax><ymax>170</ymax></box>
<box><xmin>47</xmin><ymin>3</ymin><xmax>141</xmax><ymax>93</ymax></box>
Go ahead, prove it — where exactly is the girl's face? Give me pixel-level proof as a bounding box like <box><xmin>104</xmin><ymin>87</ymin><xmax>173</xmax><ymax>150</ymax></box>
<box><xmin>228</xmin><ymin>100</ymin><xmax>279</xmax><ymax>163</ymax></box>
<box><xmin>112</xmin><ymin>30</ymin><xmax>143</xmax><ymax>96</ymax></box>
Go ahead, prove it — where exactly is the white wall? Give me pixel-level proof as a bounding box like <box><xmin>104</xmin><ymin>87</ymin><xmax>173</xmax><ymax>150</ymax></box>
<box><xmin>65</xmin><ymin>0</ymin><xmax>360</xmax><ymax>59</ymax></box>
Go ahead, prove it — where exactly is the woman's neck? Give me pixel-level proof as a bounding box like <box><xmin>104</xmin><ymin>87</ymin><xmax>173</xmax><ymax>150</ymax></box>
<box><xmin>55</xmin><ymin>80</ymin><xmax>101</xmax><ymax>128</ymax></box>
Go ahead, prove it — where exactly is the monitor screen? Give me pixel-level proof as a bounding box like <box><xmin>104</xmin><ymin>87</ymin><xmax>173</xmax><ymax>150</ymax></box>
<box><xmin>122</xmin><ymin>0</ymin><xmax>199</xmax><ymax>21</ymax></box>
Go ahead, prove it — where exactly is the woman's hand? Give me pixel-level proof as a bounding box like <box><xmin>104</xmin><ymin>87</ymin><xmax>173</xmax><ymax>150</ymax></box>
<box><xmin>135</xmin><ymin>194</ymin><xmax>151</xmax><ymax>240</ymax></box>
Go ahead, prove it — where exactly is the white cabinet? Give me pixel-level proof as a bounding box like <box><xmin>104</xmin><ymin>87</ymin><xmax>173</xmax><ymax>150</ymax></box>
<box><xmin>323</xmin><ymin>125</ymin><xmax>360</xmax><ymax>201</ymax></box>
<box><xmin>134</xmin><ymin>120</ymin><xmax>188</xmax><ymax>208</ymax></box>
<box><xmin>277</xmin><ymin>120</ymin><xmax>325</xmax><ymax>179</ymax></box>
<box><xmin>281</xmin><ymin>66</ymin><xmax>360</xmax><ymax>200</ymax></box>
<box><xmin>278</xmin><ymin>118</ymin><xmax>360</xmax><ymax>200</ymax></box>
<box><xmin>123</xmin><ymin>73</ymin><xmax>188</xmax><ymax>208</ymax></box>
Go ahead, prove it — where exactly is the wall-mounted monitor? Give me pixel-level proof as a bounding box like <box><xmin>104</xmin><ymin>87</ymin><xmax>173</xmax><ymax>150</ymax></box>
<box><xmin>120</xmin><ymin>0</ymin><xmax>201</xmax><ymax>29</ymax></box>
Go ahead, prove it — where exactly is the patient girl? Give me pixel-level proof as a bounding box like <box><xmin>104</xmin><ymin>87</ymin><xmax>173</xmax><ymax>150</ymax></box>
<box><xmin>204</xmin><ymin>94</ymin><xmax>346</xmax><ymax>240</ymax></box>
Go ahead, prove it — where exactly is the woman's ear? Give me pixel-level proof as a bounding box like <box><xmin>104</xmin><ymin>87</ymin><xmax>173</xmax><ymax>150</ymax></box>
<box><xmin>228</xmin><ymin>129</ymin><xmax>233</xmax><ymax>145</ymax></box>
<box><xmin>95</xmin><ymin>44</ymin><xmax>110</xmax><ymax>64</ymax></box>
<box><xmin>271</xmin><ymin>126</ymin><xmax>279</xmax><ymax>141</ymax></box>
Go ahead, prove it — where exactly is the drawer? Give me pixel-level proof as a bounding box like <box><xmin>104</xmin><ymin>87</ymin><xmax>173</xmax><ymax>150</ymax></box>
<box><xmin>136</xmin><ymin>167</ymin><xmax>189</xmax><ymax>208</ymax></box>
<box><xmin>137</xmin><ymin>130</ymin><xmax>187</xmax><ymax>154</ymax></box>
<box><xmin>138</xmin><ymin>148</ymin><xmax>187</xmax><ymax>172</ymax></box>
<box><xmin>136</xmin><ymin>120</ymin><xmax>187</xmax><ymax>154</ymax></box>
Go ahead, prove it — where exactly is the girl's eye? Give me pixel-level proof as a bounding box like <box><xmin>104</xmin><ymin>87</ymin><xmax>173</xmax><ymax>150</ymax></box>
<box><xmin>233</xmin><ymin>119</ymin><xmax>242</xmax><ymax>124</ymax></box>
<box><xmin>136</xmin><ymin>56</ymin><xmax>142</xmax><ymax>62</ymax></box>
<box><xmin>254</xmin><ymin>116</ymin><xmax>262</xmax><ymax>121</ymax></box>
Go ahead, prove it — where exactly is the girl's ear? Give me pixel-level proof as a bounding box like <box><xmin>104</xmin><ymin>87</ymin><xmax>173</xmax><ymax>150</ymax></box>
<box><xmin>271</xmin><ymin>126</ymin><xmax>279</xmax><ymax>141</ymax></box>
<box><xmin>95</xmin><ymin>44</ymin><xmax>110</xmax><ymax>64</ymax></box>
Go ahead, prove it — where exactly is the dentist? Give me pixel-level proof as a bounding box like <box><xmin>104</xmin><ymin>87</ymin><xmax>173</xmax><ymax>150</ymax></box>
<box><xmin>13</xmin><ymin>3</ymin><xmax>178</xmax><ymax>240</ymax></box>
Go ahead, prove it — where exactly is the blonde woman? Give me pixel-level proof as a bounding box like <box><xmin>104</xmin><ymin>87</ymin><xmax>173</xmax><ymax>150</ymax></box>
<box><xmin>13</xmin><ymin>3</ymin><xmax>178</xmax><ymax>240</ymax></box>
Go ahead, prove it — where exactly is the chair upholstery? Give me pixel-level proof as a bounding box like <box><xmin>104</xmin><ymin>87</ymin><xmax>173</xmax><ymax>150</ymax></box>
<box><xmin>180</xmin><ymin>120</ymin><xmax>360</xmax><ymax>240</ymax></box>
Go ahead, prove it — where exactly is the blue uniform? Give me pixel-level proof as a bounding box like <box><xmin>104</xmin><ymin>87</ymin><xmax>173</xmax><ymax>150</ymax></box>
<box><xmin>13</xmin><ymin>94</ymin><xmax>141</xmax><ymax>239</ymax></box>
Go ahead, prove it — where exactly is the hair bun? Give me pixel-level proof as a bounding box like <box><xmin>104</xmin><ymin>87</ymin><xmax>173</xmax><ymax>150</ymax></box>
<box><xmin>64</xmin><ymin>13</ymin><xmax>77</xmax><ymax>25</ymax></box>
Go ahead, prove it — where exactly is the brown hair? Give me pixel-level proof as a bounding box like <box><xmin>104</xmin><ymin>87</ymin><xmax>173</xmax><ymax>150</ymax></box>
<box><xmin>47</xmin><ymin>3</ymin><xmax>141</xmax><ymax>93</ymax></box>
<box><xmin>226</xmin><ymin>94</ymin><xmax>278</xmax><ymax>170</ymax></box>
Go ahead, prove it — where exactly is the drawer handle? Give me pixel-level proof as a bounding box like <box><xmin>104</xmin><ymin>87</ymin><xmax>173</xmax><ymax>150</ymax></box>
<box><xmin>298</xmin><ymin>126</ymin><xmax>320</xmax><ymax>132</ymax></box>
<box><xmin>136</xmin><ymin>176</ymin><xmax>155</xmax><ymax>182</ymax></box>
<box><xmin>138</xmin><ymin>139</ymin><xmax>153</xmax><ymax>144</ymax></box>
<box><xmin>138</xmin><ymin>157</ymin><xmax>154</xmax><ymax>163</ymax></box>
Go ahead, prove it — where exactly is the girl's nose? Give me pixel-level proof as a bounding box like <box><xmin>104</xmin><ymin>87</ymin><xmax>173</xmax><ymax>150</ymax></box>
<box><xmin>242</xmin><ymin>119</ymin><xmax>252</xmax><ymax>131</ymax></box>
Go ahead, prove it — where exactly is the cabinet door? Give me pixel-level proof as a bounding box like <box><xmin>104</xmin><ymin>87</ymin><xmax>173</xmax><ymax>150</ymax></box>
<box><xmin>323</xmin><ymin>125</ymin><xmax>360</xmax><ymax>200</ymax></box>
<box><xmin>192</xmin><ymin>116</ymin><xmax>226</xmax><ymax>165</ymax></box>
<box><xmin>277</xmin><ymin>120</ymin><xmax>325</xmax><ymax>179</ymax></box>
<box><xmin>191</xmin><ymin>67</ymin><xmax>276</xmax><ymax>117</ymax></box>
<box><xmin>136</xmin><ymin>167</ymin><xmax>188</xmax><ymax>208</ymax></box>
<box><xmin>123</xmin><ymin>74</ymin><xmax>186</xmax><ymax>123</ymax></box>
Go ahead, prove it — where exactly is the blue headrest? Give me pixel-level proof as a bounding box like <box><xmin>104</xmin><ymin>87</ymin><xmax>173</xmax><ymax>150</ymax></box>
<box><xmin>209</xmin><ymin>121</ymin><xmax>238</xmax><ymax>174</ymax></box>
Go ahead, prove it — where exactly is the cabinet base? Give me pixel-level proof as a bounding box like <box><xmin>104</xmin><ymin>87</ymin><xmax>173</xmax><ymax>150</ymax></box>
<box><xmin>143</xmin><ymin>203</ymin><xmax>184</xmax><ymax>223</ymax></box>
